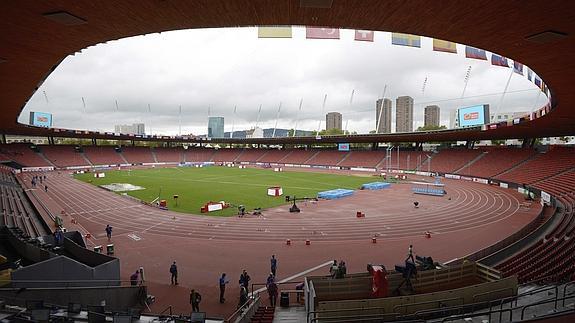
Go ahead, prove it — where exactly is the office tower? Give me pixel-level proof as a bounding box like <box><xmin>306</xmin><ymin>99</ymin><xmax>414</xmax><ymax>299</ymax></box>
<box><xmin>396</xmin><ymin>96</ymin><xmax>414</xmax><ymax>133</ymax></box>
<box><xmin>375</xmin><ymin>98</ymin><xmax>392</xmax><ymax>133</ymax></box>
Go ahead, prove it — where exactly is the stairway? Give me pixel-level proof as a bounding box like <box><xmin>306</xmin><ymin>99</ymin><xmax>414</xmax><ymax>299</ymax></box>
<box><xmin>250</xmin><ymin>306</ymin><xmax>275</xmax><ymax>323</ymax></box>
<box><xmin>35</xmin><ymin>152</ymin><xmax>55</xmax><ymax>168</ymax></box>
<box><xmin>493</xmin><ymin>151</ymin><xmax>542</xmax><ymax>178</ymax></box>
<box><xmin>454</xmin><ymin>151</ymin><xmax>487</xmax><ymax>174</ymax></box>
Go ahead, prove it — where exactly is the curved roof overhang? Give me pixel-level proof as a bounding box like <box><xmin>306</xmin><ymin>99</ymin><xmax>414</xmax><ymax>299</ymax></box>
<box><xmin>0</xmin><ymin>1</ymin><xmax>573</xmax><ymax>144</ymax></box>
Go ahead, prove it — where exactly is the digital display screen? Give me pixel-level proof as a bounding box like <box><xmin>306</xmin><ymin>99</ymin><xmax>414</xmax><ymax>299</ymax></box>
<box><xmin>29</xmin><ymin>112</ymin><xmax>53</xmax><ymax>128</ymax></box>
<box><xmin>458</xmin><ymin>105</ymin><xmax>489</xmax><ymax>127</ymax></box>
<box><xmin>338</xmin><ymin>143</ymin><xmax>350</xmax><ymax>151</ymax></box>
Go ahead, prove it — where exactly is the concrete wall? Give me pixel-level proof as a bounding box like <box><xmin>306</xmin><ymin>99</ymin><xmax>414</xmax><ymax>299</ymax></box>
<box><xmin>11</xmin><ymin>255</ymin><xmax>120</xmax><ymax>288</ymax></box>
<box><xmin>0</xmin><ymin>285</ymin><xmax>146</xmax><ymax>312</ymax></box>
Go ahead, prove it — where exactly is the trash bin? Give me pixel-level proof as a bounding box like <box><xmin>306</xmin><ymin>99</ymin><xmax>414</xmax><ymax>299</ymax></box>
<box><xmin>280</xmin><ymin>292</ymin><xmax>289</xmax><ymax>308</ymax></box>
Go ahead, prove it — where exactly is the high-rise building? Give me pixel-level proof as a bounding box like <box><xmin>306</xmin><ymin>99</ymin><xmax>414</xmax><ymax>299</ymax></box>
<box><xmin>396</xmin><ymin>96</ymin><xmax>414</xmax><ymax>133</ymax></box>
<box><xmin>208</xmin><ymin>117</ymin><xmax>224</xmax><ymax>138</ymax></box>
<box><xmin>424</xmin><ymin>105</ymin><xmax>440</xmax><ymax>128</ymax></box>
<box><xmin>325</xmin><ymin>112</ymin><xmax>342</xmax><ymax>131</ymax></box>
<box><xmin>375</xmin><ymin>98</ymin><xmax>392</xmax><ymax>133</ymax></box>
<box><xmin>114</xmin><ymin>123</ymin><xmax>145</xmax><ymax>135</ymax></box>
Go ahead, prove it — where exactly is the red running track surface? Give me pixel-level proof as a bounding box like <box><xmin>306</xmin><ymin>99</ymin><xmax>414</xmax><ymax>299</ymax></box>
<box><xmin>19</xmin><ymin>170</ymin><xmax>542</xmax><ymax>319</ymax></box>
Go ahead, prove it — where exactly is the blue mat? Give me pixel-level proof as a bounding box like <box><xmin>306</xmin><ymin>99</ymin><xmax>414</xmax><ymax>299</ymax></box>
<box><xmin>362</xmin><ymin>182</ymin><xmax>391</xmax><ymax>190</ymax></box>
<box><xmin>318</xmin><ymin>189</ymin><xmax>355</xmax><ymax>199</ymax></box>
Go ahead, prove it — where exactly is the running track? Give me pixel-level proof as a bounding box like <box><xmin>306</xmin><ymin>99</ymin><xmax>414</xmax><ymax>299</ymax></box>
<box><xmin>19</xmin><ymin>170</ymin><xmax>541</xmax><ymax>318</ymax></box>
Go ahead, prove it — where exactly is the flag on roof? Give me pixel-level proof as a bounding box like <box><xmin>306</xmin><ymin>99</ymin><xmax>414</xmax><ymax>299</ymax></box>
<box><xmin>513</xmin><ymin>61</ymin><xmax>524</xmax><ymax>75</ymax></box>
<box><xmin>465</xmin><ymin>46</ymin><xmax>487</xmax><ymax>60</ymax></box>
<box><xmin>306</xmin><ymin>27</ymin><xmax>340</xmax><ymax>39</ymax></box>
<box><xmin>491</xmin><ymin>54</ymin><xmax>509</xmax><ymax>67</ymax></box>
<box><xmin>391</xmin><ymin>33</ymin><xmax>421</xmax><ymax>47</ymax></box>
<box><xmin>534</xmin><ymin>77</ymin><xmax>542</xmax><ymax>88</ymax></box>
<box><xmin>433</xmin><ymin>39</ymin><xmax>457</xmax><ymax>53</ymax></box>
<box><xmin>258</xmin><ymin>26</ymin><xmax>292</xmax><ymax>38</ymax></box>
<box><xmin>354</xmin><ymin>30</ymin><xmax>374</xmax><ymax>42</ymax></box>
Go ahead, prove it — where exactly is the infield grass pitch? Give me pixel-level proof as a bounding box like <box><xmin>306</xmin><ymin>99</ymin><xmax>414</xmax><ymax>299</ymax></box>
<box><xmin>74</xmin><ymin>166</ymin><xmax>378</xmax><ymax>216</ymax></box>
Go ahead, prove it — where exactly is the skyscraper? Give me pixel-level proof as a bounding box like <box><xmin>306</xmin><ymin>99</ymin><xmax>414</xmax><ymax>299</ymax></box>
<box><xmin>114</xmin><ymin>123</ymin><xmax>145</xmax><ymax>135</ymax></box>
<box><xmin>396</xmin><ymin>96</ymin><xmax>414</xmax><ymax>133</ymax></box>
<box><xmin>208</xmin><ymin>117</ymin><xmax>224</xmax><ymax>138</ymax></box>
<box><xmin>375</xmin><ymin>98</ymin><xmax>392</xmax><ymax>133</ymax></box>
<box><xmin>326</xmin><ymin>112</ymin><xmax>342</xmax><ymax>131</ymax></box>
<box><xmin>424</xmin><ymin>105</ymin><xmax>440</xmax><ymax>128</ymax></box>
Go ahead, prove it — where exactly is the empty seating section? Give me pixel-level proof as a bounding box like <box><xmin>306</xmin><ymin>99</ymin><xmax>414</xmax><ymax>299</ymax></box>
<box><xmin>495</xmin><ymin>146</ymin><xmax>575</xmax><ymax>185</ymax></box>
<box><xmin>250</xmin><ymin>306</ymin><xmax>275</xmax><ymax>323</ymax></box>
<box><xmin>306</xmin><ymin>151</ymin><xmax>347</xmax><ymax>166</ymax></box>
<box><xmin>456</xmin><ymin>148</ymin><xmax>537</xmax><ymax>178</ymax></box>
<box><xmin>496</xmin><ymin>176</ymin><xmax>575</xmax><ymax>283</ymax></box>
<box><xmin>121</xmin><ymin>146</ymin><xmax>155</xmax><ymax>164</ymax></box>
<box><xmin>427</xmin><ymin>149</ymin><xmax>484</xmax><ymax>174</ymax></box>
<box><xmin>83</xmin><ymin>146</ymin><xmax>125</xmax><ymax>165</ymax></box>
<box><xmin>153</xmin><ymin>147</ymin><xmax>183</xmax><ymax>163</ymax></box>
<box><xmin>258</xmin><ymin>150</ymin><xmax>291</xmax><ymax>163</ymax></box>
<box><xmin>0</xmin><ymin>168</ymin><xmax>46</xmax><ymax>238</ymax></box>
<box><xmin>41</xmin><ymin>145</ymin><xmax>87</xmax><ymax>167</ymax></box>
<box><xmin>383</xmin><ymin>151</ymin><xmax>429</xmax><ymax>170</ymax></box>
<box><xmin>0</xmin><ymin>144</ymin><xmax>50</xmax><ymax>167</ymax></box>
<box><xmin>236</xmin><ymin>149</ymin><xmax>268</xmax><ymax>162</ymax></box>
<box><xmin>184</xmin><ymin>148</ymin><xmax>214</xmax><ymax>163</ymax></box>
<box><xmin>339</xmin><ymin>151</ymin><xmax>385</xmax><ymax>168</ymax></box>
<box><xmin>532</xmin><ymin>170</ymin><xmax>575</xmax><ymax>197</ymax></box>
<box><xmin>211</xmin><ymin>149</ymin><xmax>242</xmax><ymax>162</ymax></box>
<box><xmin>280</xmin><ymin>150</ymin><xmax>316</xmax><ymax>164</ymax></box>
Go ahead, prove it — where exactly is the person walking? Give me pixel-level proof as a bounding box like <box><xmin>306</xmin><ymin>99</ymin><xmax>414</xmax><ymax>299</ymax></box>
<box><xmin>44</xmin><ymin>184</ymin><xmax>48</xmax><ymax>192</ymax></box>
<box><xmin>190</xmin><ymin>289</ymin><xmax>201</xmax><ymax>312</ymax></box>
<box><xmin>238</xmin><ymin>285</ymin><xmax>248</xmax><ymax>309</ymax></box>
<box><xmin>219</xmin><ymin>273</ymin><xmax>229</xmax><ymax>303</ymax></box>
<box><xmin>170</xmin><ymin>261</ymin><xmax>178</xmax><ymax>285</ymax></box>
<box><xmin>270</xmin><ymin>255</ymin><xmax>278</xmax><ymax>277</ymax></box>
<box><xmin>267</xmin><ymin>281</ymin><xmax>278</xmax><ymax>307</ymax></box>
<box><xmin>105</xmin><ymin>225</ymin><xmax>113</xmax><ymax>241</ymax></box>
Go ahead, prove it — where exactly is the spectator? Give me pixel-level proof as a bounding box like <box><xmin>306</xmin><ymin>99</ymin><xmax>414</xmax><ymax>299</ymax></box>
<box><xmin>170</xmin><ymin>261</ymin><xmax>178</xmax><ymax>285</ymax></box>
<box><xmin>190</xmin><ymin>289</ymin><xmax>201</xmax><ymax>312</ymax></box>
<box><xmin>295</xmin><ymin>282</ymin><xmax>304</xmax><ymax>303</ymax></box>
<box><xmin>239</xmin><ymin>270</ymin><xmax>250</xmax><ymax>290</ymax></box>
<box><xmin>130</xmin><ymin>270</ymin><xmax>139</xmax><ymax>286</ymax></box>
<box><xmin>219</xmin><ymin>273</ymin><xmax>229</xmax><ymax>303</ymax></box>
<box><xmin>266</xmin><ymin>273</ymin><xmax>275</xmax><ymax>286</ymax></box>
<box><xmin>329</xmin><ymin>260</ymin><xmax>338</xmax><ymax>278</ymax></box>
<box><xmin>270</xmin><ymin>255</ymin><xmax>278</xmax><ymax>277</ymax></box>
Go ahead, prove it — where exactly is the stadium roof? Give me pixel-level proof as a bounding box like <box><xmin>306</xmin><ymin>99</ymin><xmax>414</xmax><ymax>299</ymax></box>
<box><xmin>1</xmin><ymin>0</ymin><xmax>574</xmax><ymax>144</ymax></box>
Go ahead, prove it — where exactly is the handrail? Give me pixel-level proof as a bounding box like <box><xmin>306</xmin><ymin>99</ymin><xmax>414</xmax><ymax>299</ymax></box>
<box><xmin>307</xmin><ymin>305</ymin><xmax>393</xmax><ymax>322</ymax></box>
<box><xmin>393</xmin><ymin>297</ymin><xmax>463</xmax><ymax>315</ymax></box>
<box><xmin>310</xmin><ymin>311</ymin><xmax>401</xmax><ymax>323</ymax></box>
<box><xmin>225</xmin><ymin>294</ymin><xmax>259</xmax><ymax>323</ymax></box>
<box><xmin>562</xmin><ymin>281</ymin><xmax>575</xmax><ymax>307</ymax></box>
<box><xmin>521</xmin><ymin>293</ymin><xmax>575</xmax><ymax>320</ymax></box>
<box><xmin>158</xmin><ymin>305</ymin><xmax>172</xmax><ymax>316</ymax></box>
<box><xmin>471</xmin><ymin>287</ymin><xmax>515</xmax><ymax>304</ymax></box>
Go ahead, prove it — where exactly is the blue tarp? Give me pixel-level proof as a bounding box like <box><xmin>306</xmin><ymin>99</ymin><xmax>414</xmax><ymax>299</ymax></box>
<box><xmin>362</xmin><ymin>182</ymin><xmax>391</xmax><ymax>190</ymax></box>
<box><xmin>318</xmin><ymin>189</ymin><xmax>355</xmax><ymax>200</ymax></box>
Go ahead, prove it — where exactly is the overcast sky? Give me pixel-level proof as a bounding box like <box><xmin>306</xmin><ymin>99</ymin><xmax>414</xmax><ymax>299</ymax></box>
<box><xmin>20</xmin><ymin>27</ymin><xmax>548</xmax><ymax>136</ymax></box>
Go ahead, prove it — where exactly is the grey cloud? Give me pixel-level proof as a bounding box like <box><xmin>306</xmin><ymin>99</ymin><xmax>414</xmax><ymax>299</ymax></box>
<box><xmin>20</xmin><ymin>27</ymin><xmax>544</xmax><ymax>136</ymax></box>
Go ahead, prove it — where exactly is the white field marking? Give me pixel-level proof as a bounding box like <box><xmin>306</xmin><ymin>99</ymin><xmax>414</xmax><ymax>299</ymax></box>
<box><xmin>141</xmin><ymin>221</ymin><xmax>167</xmax><ymax>233</ymax></box>
<box><xmin>249</xmin><ymin>260</ymin><xmax>333</xmax><ymax>297</ymax></box>
<box><xmin>127</xmin><ymin>233</ymin><xmax>142</xmax><ymax>241</ymax></box>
